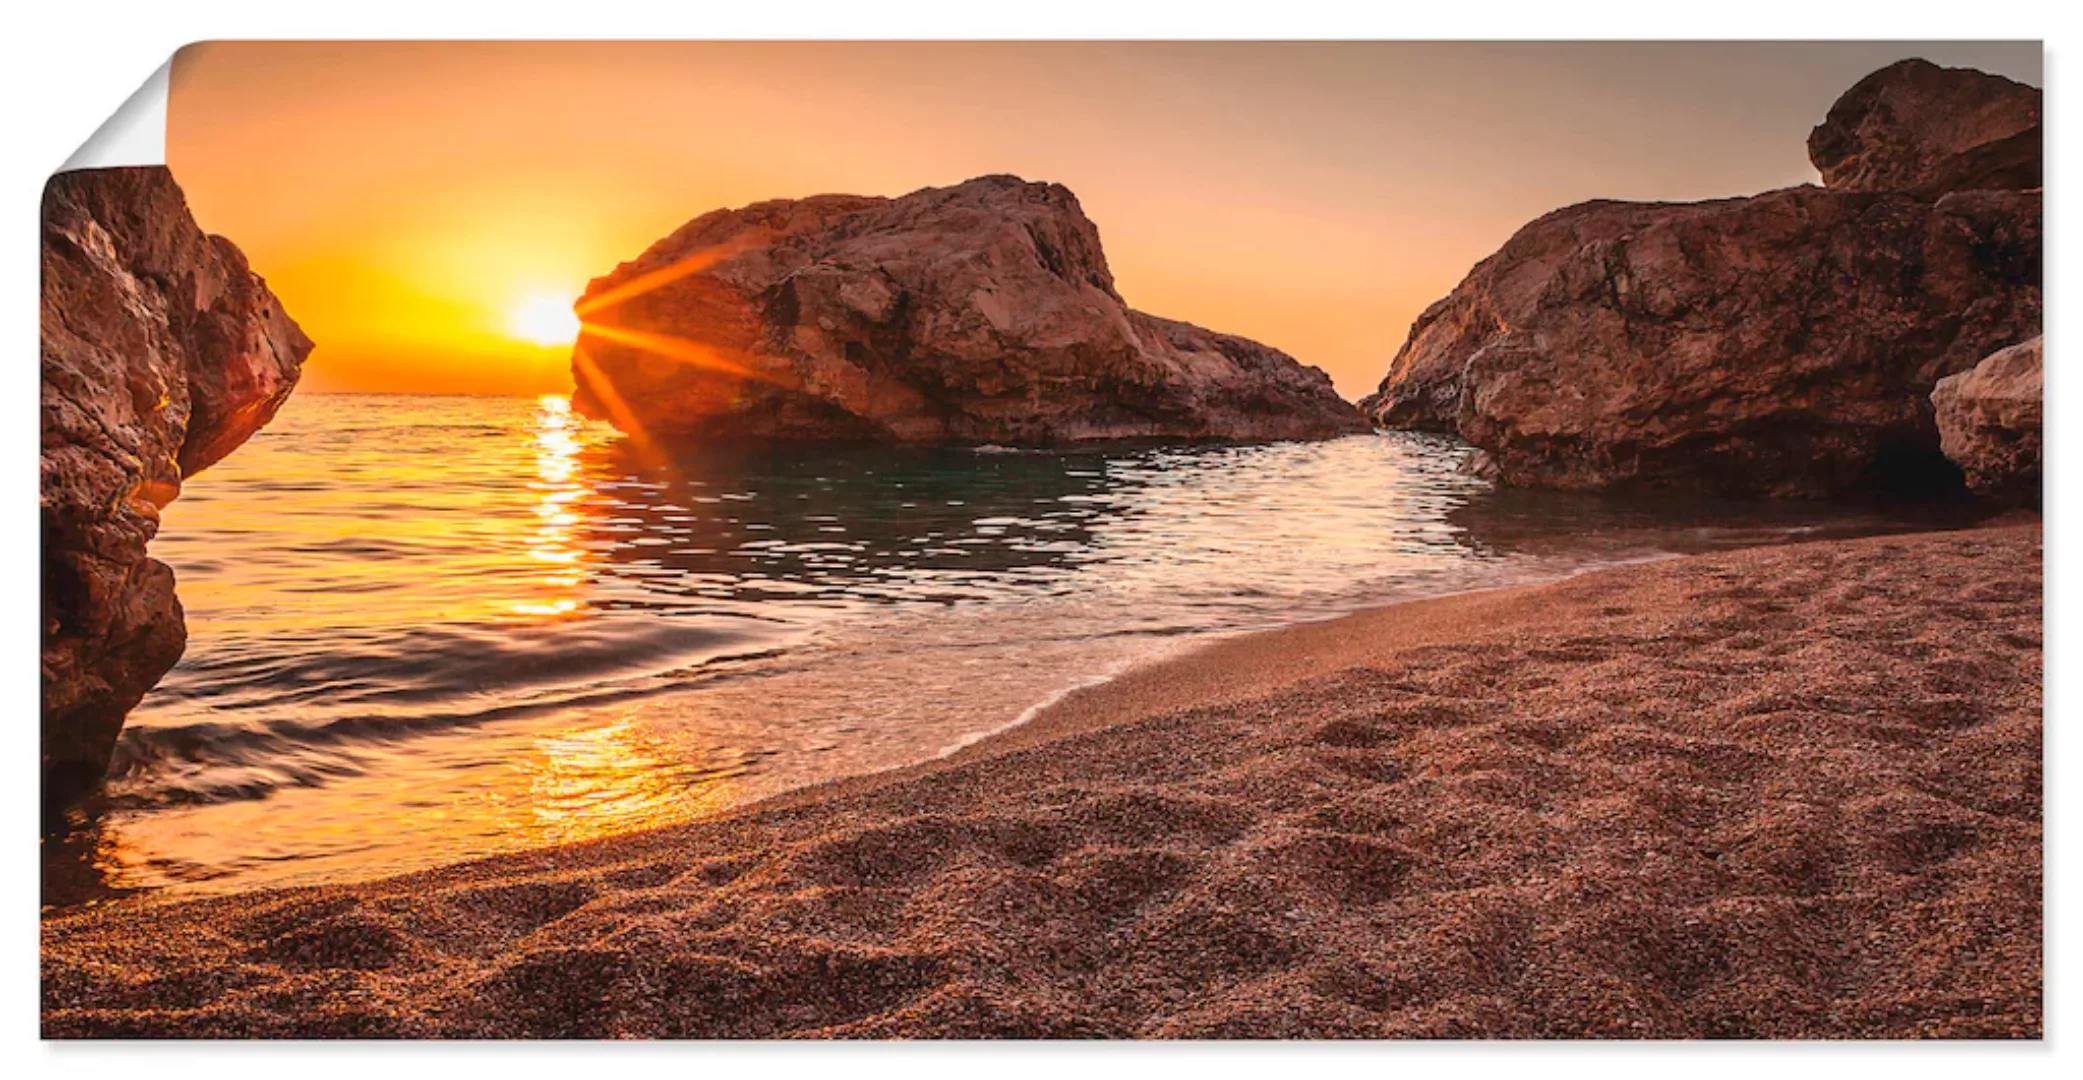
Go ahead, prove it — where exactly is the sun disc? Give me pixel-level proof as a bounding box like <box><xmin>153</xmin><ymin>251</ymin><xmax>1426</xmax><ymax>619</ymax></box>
<box><xmin>509</xmin><ymin>293</ymin><xmax>581</xmax><ymax>346</ymax></box>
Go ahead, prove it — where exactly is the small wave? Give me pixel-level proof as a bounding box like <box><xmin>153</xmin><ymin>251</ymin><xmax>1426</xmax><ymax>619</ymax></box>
<box><xmin>109</xmin><ymin>632</ymin><xmax>797</xmax><ymax>810</ymax></box>
<box><xmin>932</xmin><ymin>670</ymin><xmax>1120</xmax><ymax>758</ymax></box>
<box><xmin>157</xmin><ymin>615</ymin><xmax>790</xmax><ymax>714</ymax></box>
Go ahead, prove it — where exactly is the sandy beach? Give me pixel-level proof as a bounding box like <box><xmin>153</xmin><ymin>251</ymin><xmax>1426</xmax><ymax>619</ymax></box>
<box><xmin>41</xmin><ymin>523</ymin><xmax>2042</xmax><ymax>1038</ymax></box>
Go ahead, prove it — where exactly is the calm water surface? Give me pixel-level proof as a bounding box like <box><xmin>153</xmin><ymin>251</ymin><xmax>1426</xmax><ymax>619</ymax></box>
<box><xmin>43</xmin><ymin>393</ymin><xmax>1971</xmax><ymax>906</ymax></box>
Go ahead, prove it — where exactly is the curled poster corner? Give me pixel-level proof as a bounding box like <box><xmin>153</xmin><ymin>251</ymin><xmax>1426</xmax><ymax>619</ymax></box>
<box><xmin>58</xmin><ymin>59</ymin><xmax>171</xmax><ymax>172</ymax></box>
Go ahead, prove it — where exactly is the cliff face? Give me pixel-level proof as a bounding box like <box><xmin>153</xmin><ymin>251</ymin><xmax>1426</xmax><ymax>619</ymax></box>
<box><xmin>1362</xmin><ymin>60</ymin><xmax>2042</xmax><ymax>499</ymax></box>
<box><xmin>41</xmin><ymin>167</ymin><xmax>312</xmax><ymax>804</ymax></box>
<box><xmin>572</xmin><ymin>175</ymin><xmax>1366</xmax><ymax>444</ymax></box>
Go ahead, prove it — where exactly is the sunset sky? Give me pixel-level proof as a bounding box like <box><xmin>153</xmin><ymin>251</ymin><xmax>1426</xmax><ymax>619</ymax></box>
<box><xmin>167</xmin><ymin>41</ymin><xmax>2041</xmax><ymax>399</ymax></box>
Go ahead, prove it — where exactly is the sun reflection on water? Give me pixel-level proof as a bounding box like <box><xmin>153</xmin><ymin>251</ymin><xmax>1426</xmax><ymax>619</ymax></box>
<box><xmin>48</xmin><ymin>392</ymin><xmax>761</xmax><ymax>905</ymax></box>
<box><xmin>522</xmin><ymin>717</ymin><xmax>741</xmax><ymax>845</ymax></box>
<box><xmin>514</xmin><ymin>394</ymin><xmax>589</xmax><ymax>617</ymax></box>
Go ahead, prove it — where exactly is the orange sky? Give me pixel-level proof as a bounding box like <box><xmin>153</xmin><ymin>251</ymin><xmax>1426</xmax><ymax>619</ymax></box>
<box><xmin>167</xmin><ymin>41</ymin><xmax>2041</xmax><ymax>400</ymax></box>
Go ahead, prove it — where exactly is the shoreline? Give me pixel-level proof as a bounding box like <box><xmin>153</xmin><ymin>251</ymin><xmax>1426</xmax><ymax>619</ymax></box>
<box><xmin>42</xmin><ymin>550</ymin><xmax>1656</xmax><ymax>913</ymax></box>
<box><xmin>47</xmin><ymin>531</ymin><xmax>1704</xmax><ymax>909</ymax></box>
<box><xmin>43</xmin><ymin>523</ymin><xmax>2042</xmax><ymax>1037</ymax></box>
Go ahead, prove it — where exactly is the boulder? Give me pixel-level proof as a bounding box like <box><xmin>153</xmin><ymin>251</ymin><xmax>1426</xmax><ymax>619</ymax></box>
<box><xmin>1808</xmin><ymin>58</ymin><xmax>2041</xmax><ymax>197</ymax></box>
<box><xmin>1933</xmin><ymin>336</ymin><xmax>2042</xmax><ymax>505</ymax></box>
<box><xmin>1363</xmin><ymin>61</ymin><xmax>2043</xmax><ymax>499</ymax></box>
<box><xmin>572</xmin><ymin>175</ymin><xmax>1366</xmax><ymax>444</ymax></box>
<box><xmin>41</xmin><ymin>167</ymin><xmax>311</xmax><ymax>804</ymax></box>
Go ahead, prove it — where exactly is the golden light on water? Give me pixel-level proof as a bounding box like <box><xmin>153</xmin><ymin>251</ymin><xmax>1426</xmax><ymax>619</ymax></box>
<box><xmin>58</xmin><ymin>392</ymin><xmax>747</xmax><ymax>902</ymax></box>
<box><xmin>522</xmin><ymin>717</ymin><xmax>739</xmax><ymax>844</ymax></box>
<box><xmin>513</xmin><ymin>394</ymin><xmax>589</xmax><ymax>617</ymax></box>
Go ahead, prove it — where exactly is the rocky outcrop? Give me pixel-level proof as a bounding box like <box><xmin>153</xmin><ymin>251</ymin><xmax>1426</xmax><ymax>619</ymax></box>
<box><xmin>1933</xmin><ymin>336</ymin><xmax>2042</xmax><ymax>505</ymax></box>
<box><xmin>1808</xmin><ymin>58</ymin><xmax>2041</xmax><ymax>197</ymax></box>
<box><xmin>1366</xmin><ymin>187</ymin><xmax>2040</xmax><ymax>497</ymax></box>
<box><xmin>1359</xmin><ymin>199</ymin><xmax>1687</xmax><ymax>437</ymax></box>
<box><xmin>41</xmin><ymin>167</ymin><xmax>311</xmax><ymax>804</ymax></box>
<box><xmin>572</xmin><ymin>175</ymin><xmax>1365</xmax><ymax>444</ymax></box>
<box><xmin>1363</xmin><ymin>61</ymin><xmax>2042</xmax><ymax>499</ymax></box>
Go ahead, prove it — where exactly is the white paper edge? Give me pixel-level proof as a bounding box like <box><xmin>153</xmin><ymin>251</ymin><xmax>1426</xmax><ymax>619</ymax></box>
<box><xmin>58</xmin><ymin>59</ymin><xmax>171</xmax><ymax>172</ymax></box>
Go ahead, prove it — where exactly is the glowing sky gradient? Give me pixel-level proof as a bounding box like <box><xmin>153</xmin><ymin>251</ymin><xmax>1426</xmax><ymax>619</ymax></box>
<box><xmin>168</xmin><ymin>41</ymin><xmax>2041</xmax><ymax>399</ymax></box>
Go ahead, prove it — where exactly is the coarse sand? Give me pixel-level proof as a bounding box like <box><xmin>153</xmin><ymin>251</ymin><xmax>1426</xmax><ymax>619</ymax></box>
<box><xmin>42</xmin><ymin>524</ymin><xmax>2042</xmax><ymax>1038</ymax></box>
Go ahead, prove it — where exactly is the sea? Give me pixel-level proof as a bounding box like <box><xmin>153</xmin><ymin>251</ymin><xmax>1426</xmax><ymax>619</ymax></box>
<box><xmin>40</xmin><ymin>392</ymin><xmax>1975</xmax><ymax>907</ymax></box>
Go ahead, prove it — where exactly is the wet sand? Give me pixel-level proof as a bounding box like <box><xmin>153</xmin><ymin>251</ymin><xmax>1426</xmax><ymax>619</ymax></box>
<box><xmin>42</xmin><ymin>524</ymin><xmax>2042</xmax><ymax>1038</ymax></box>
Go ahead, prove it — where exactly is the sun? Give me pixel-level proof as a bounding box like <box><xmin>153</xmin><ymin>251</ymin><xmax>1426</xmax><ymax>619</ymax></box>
<box><xmin>507</xmin><ymin>292</ymin><xmax>581</xmax><ymax>347</ymax></box>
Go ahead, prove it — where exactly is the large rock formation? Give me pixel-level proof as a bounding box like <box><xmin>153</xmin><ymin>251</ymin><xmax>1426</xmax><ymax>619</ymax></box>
<box><xmin>41</xmin><ymin>167</ymin><xmax>311</xmax><ymax>804</ymax></box>
<box><xmin>1364</xmin><ymin>187</ymin><xmax>2040</xmax><ymax>496</ymax></box>
<box><xmin>1362</xmin><ymin>60</ymin><xmax>2041</xmax><ymax>499</ymax></box>
<box><xmin>1933</xmin><ymin>336</ymin><xmax>2041</xmax><ymax>506</ymax></box>
<box><xmin>572</xmin><ymin>175</ymin><xmax>1365</xmax><ymax>444</ymax></box>
<box><xmin>1808</xmin><ymin>58</ymin><xmax>2042</xmax><ymax>198</ymax></box>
